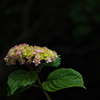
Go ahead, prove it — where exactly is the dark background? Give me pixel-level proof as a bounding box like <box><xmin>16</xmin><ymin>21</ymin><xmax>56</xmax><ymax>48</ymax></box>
<box><xmin>0</xmin><ymin>0</ymin><xmax>100</xmax><ymax>100</ymax></box>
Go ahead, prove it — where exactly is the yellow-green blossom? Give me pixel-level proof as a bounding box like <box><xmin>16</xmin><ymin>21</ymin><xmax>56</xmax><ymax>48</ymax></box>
<box><xmin>4</xmin><ymin>43</ymin><xmax>58</xmax><ymax>66</ymax></box>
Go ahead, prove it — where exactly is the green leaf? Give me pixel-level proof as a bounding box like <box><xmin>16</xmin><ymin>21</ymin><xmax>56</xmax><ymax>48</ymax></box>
<box><xmin>7</xmin><ymin>69</ymin><xmax>37</xmax><ymax>96</ymax></box>
<box><xmin>42</xmin><ymin>68</ymin><xmax>86</xmax><ymax>92</ymax></box>
<box><xmin>7</xmin><ymin>84</ymin><xmax>32</xmax><ymax>96</ymax></box>
<box><xmin>40</xmin><ymin>55</ymin><xmax>61</xmax><ymax>69</ymax></box>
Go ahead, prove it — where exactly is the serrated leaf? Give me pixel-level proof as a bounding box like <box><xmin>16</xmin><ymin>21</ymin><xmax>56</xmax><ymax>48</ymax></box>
<box><xmin>7</xmin><ymin>69</ymin><xmax>37</xmax><ymax>96</ymax></box>
<box><xmin>42</xmin><ymin>68</ymin><xmax>85</xmax><ymax>92</ymax></box>
<box><xmin>40</xmin><ymin>55</ymin><xmax>61</xmax><ymax>69</ymax></box>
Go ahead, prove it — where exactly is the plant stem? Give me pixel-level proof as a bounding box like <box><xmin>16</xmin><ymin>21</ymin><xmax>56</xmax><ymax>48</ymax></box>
<box><xmin>37</xmin><ymin>74</ymin><xmax>51</xmax><ymax>100</ymax></box>
<box><xmin>27</xmin><ymin>64</ymin><xmax>51</xmax><ymax>100</ymax></box>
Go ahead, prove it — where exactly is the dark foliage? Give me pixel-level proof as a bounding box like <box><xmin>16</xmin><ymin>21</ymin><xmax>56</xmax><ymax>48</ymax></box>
<box><xmin>0</xmin><ymin>0</ymin><xmax>100</xmax><ymax>100</ymax></box>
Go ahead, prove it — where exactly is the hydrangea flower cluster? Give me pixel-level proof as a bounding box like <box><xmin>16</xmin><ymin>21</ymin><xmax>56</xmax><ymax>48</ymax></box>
<box><xmin>4</xmin><ymin>43</ymin><xmax>58</xmax><ymax>66</ymax></box>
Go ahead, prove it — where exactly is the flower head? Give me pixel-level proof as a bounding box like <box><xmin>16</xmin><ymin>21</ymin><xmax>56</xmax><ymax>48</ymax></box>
<box><xmin>4</xmin><ymin>43</ymin><xmax>58</xmax><ymax>66</ymax></box>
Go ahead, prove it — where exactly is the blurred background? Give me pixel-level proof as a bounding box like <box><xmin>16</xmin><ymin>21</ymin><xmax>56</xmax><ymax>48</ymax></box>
<box><xmin>0</xmin><ymin>0</ymin><xmax>100</xmax><ymax>100</ymax></box>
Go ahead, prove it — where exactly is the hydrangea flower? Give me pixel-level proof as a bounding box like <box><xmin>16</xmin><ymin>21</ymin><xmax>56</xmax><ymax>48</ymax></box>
<box><xmin>4</xmin><ymin>43</ymin><xmax>58</xmax><ymax>66</ymax></box>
